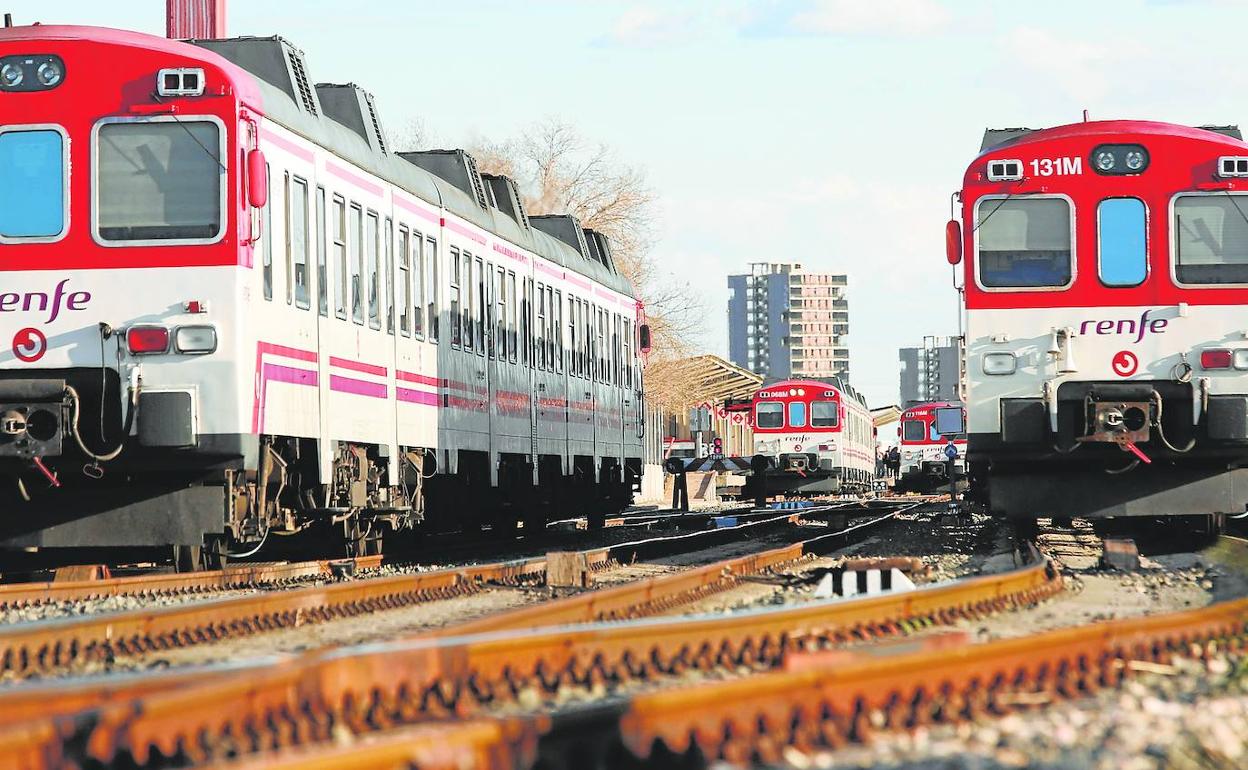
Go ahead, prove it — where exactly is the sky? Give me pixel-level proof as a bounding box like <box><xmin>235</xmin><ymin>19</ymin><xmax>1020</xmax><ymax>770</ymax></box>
<box><xmin>25</xmin><ymin>0</ymin><xmax>1248</xmax><ymax>406</ymax></box>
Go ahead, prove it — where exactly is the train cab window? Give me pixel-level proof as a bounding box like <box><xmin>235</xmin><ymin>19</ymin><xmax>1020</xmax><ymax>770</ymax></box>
<box><xmin>975</xmin><ymin>197</ymin><xmax>1072</xmax><ymax>288</ymax></box>
<box><xmin>788</xmin><ymin>401</ymin><xmax>807</xmax><ymax>428</ymax></box>
<box><xmin>261</xmin><ymin>164</ymin><xmax>272</xmax><ymax>301</ymax></box>
<box><xmin>0</xmin><ymin>127</ymin><xmax>66</xmax><ymax>240</ymax></box>
<box><xmin>398</xmin><ymin>227</ymin><xmax>411</xmax><ymax>336</ymax></box>
<box><xmin>287</xmin><ymin>175</ymin><xmax>310</xmax><ymax>309</ymax></box>
<box><xmin>1174</xmin><ymin>194</ymin><xmax>1248</xmax><ymax>284</ymax></box>
<box><xmin>349</xmin><ymin>204</ymin><xmax>364</xmax><ymax>324</ymax></box>
<box><xmin>332</xmin><ymin>196</ymin><xmax>347</xmax><ymax>319</ymax></box>
<box><xmin>316</xmin><ymin>187</ymin><xmax>328</xmax><ymax>317</ymax></box>
<box><xmin>901</xmin><ymin>420</ymin><xmax>925</xmax><ymax>442</ymax></box>
<box><xmin>757</xmin><ymin>402</ymin><xmax>783</xmax><ymax>429</ymax></box>
<box><xmin>1098</xmin><ymin>198</ymin><xmax>1147</xmax><ymax>287</ymax></box>
<box><xmin>425</xmin><ymin>237</ymin><xmax>438</xmax><ymax>341</ymax></box>
<box><xmin>811</xmin><ymin>401</ymin><xmax>838</xmax><ymax>428</ymax></box>
<box><xmin>96</xmin><ymin>119</ymin><xmax>223</xmax><ymax>242</ymax></box>
<box><xmin>366</xmin><ymin>212</ymin><xmax>381</xmax><ymax>330</ymax></box>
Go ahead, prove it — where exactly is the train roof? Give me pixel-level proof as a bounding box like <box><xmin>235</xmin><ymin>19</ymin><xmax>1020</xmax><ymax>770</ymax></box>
<box><xmin>979</xmin><ymin>120</ymin><xmax>1247</xmax><ymax>157</ymax></box>
<box><xmin>759</xmin><ymin>377</ymin><xmax>869</xmax><ymax>409</ymax></box>
<box><xmin>0</xmin><ymin>25</ymin><xmax>635</xmax><ymax>299</ymax></box>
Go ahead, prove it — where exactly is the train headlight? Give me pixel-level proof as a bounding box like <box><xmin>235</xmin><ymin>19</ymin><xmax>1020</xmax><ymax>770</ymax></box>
<box><xmin>1234</xmin><ymin>350</ymin><xmax>1248</xmax><ymax>370</ymax></box>
<box><xmin>35</xmin><ymin>61</ymin><xmax>62</xmax><ymax>87</ymax></box>
<box><xmin>175</xmin><ymin>325</ymin><xmax>217</xmax><ymax>355</ymax></box>
<box><xmin>982</xmin><ymin>351</ymin><xmax>1017</xmax><ymax>375</ymax></box>
<box><xmin>1091</xmin><ymin>143</ymin><xmax>1149</xmax><ymax>175</ymax></box>
<box><xmin>0</xmin><ymin>55</ymin><xmax>65</xmax><ymax>91</ymax></box>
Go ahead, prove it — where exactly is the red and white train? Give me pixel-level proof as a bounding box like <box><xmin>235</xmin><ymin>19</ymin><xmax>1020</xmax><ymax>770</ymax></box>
<box><xmin>0</xmin><ymin>25</ymin><xmax>648</xmax><ymax>565</ymax></box>
<box><xmin>897</xmin><ymin>401</ymin><xmax>966</xmax><ymax>492</ymax></box>
<box><xmin>749</xmin><ymin>378</ymin><xmax>875</xmax><ymax>496</ymax></box>
<box><xmin>949</xmin><ymin>119</ymin><xmax>1248</xmax><ymax>530</ymax></box>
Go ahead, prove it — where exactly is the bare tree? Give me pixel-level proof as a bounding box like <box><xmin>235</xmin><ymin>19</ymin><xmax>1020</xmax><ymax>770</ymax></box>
<box><xmin>473</xmin><ymin>119</ymin><xmax>706</xmax><ymax>363</ymax></box>
<box><xmin>390</xmin><ymin>117</ymin><xmax>434</xmax><ymax>152</ymax></box>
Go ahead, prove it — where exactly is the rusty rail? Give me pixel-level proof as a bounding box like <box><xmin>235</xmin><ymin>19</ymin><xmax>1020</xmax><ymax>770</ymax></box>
<box><xmin>0</xmin><ymin>555</ymin><xmax>384</xmax><ymax>610</ymax></box>
<box><xmin>0</xmin><ymin>512</ymin><xmax>1061</xmax><ymax>768</ymax></box>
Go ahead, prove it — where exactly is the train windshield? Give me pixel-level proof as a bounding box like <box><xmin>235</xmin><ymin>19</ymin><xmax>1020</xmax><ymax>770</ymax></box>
<box><xmin>0</xmin><ymin>128</ymin><xmax>65</xmax><ymax>239</ymax></box>
<box><xmin>976</xmin><ymin>197</ymin><xmax>1072</xmax><ymax>288</ymax></box>
<box><xmin>96</xmin><ymin>120</ymin><xmax>223</xmax><ymax>242</ymax></box>
<box><xmin>902</xmin><ymin>420</ymin><xmax>926</xmax><ymax>442</ymax></box>
<box><xmin>1174</xmin><ymin>194</ymin><xmax>1248</xmax><ymax>284</ymax></box>
<box><xmin>811</xmin><ymin>401</ymin><xmax>838</xmax><ymax>427</ymax></box>
<box><xmin>756</xmin><ymin>402</ymin><xmax>783</xmax><ymax>429</ymax></box>
<box><xmin>788</xmin><ymin>401</ymin><xmax>807</xmax><ymax>428</ymax></box>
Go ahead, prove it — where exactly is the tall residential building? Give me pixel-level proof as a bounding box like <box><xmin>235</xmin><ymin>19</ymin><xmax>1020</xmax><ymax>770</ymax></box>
<box><xmin>727</xmin><ymin>262</ymin><xmax>850</xmax><ymax>382</ymax></box>
<box><xmin>899</xmin><ymin>336</ymin><xmax>963</xmax><ymax>406</ymax></box>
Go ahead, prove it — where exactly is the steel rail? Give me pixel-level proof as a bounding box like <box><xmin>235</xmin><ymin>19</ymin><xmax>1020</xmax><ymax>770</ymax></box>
<box><xmin>0</xmin><ymin>507</ymin><xmax>1064</xmax><ymax>768</ymax></box>
<box><xmin>0</xmin><ymin>555</ymin><xmax>385</xmax><ymax>610</ymax></box>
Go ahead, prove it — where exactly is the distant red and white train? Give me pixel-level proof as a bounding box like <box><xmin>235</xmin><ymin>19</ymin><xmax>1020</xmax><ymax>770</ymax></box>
<box><xmin>897</xmin><ymin>401</ymin><xmax>966</xmax><ymax>492</ymax></box>
<box><xmin>949</xmin><ymin>119</ymin><xmax>1248</xmax><ymax>531</ymax></box>
<box><xmin>0</xmin><ymin>25</ymin><xmax>648</xmax><ymax>565</ymax></box>
<box><xmin>749</xmin><ymin>378</ymin><xmax>875</xmax><ymax>496</ymax></box>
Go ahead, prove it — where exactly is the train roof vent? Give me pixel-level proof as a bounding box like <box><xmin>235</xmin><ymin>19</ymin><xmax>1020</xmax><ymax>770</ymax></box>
<box><xmin>530</xmin><ymin>214</ymin><xmax>590</xmax><ymax>258</ymax></box>
<box><xmin>399</xmin><ymin>150</ymin><xmax>489</xmax><ymax>208</ymax></box>
<box><xmin>583</xmin><ymin>229</ymin><xmax>616</xmax><ymax>272</ymax></box>
<box><xmin>191</xmin><ymin>36</ymin><xmax>321</xmax><ymax>116</ymax></box>
<box><xmin>482</xmin><ymin>174</ymin><xmax>530</xmax><ymax>230</ymax></box>
<box><xmin>1198</xmin><ymin>125</ymin><xmax>1243</xmax><ymax>140</ymax></box>
<box><xmin>980</xmin><ymin>127</ymin><xmax>1034</xmax><ymax>152</ymax></box>
<box><xmin>315</xmin><ymin>83</ymin><xmax>387</xmax><ymax>154</ymax></box>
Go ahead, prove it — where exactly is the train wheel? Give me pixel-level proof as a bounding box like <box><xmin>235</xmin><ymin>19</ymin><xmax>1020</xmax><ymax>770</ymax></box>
<box><xmin>173</xmin><ymin>545</ymin><xmax>202</xmax><ymax>573</ymax></box>
<box><xmin>202</xmin><ymin>535</ymin><xmax>228</xmax><ymax>570</ymax></box>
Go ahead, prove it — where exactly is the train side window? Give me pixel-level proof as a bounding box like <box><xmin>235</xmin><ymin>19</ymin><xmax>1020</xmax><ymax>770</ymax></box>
<box><xmin>333</xmin><ymin>196</ymin><xmax>347</xmax><ymax>319</ymax></box>
<box><xmin>262</xmin><ymin>164</ymin><xmax>272</xmax><ymax>301</ymax></box>
<box><xmin>316</xmin><ymin>187</ymin><xmax>328</xmax><ymax>317</ymax></box>
<box><xmin>0</xmin><ymin>127</ymin><xmax>67</xmax><ymax>241</ymax></box>
<box><xmin>449</xmin><ymin>246</ymin><xmax>461</xmax><ymax>347</ymax></box>
<box><xmin>902</xmin><ymin>420</ymin><xmax>925</xmax><ymax>441</ymax></box>
<box><xmin>463</xmin><ymin>251</ymin><xmax>475</xmax><ymax>352</ymax></box>
<box><xmin>756</xmin><ymin>402</ymin><xmax>783</xmax><ymax>429</ymax></box>
<box><xmin>366</xmin><ymin>212</ymin><xmax>381</xmax><ymax>330</ymax></box>
<box><xmin>349</xmin><ymin>204</ymin><xmax>364</xmax><ymax>324</ymax></box>
<box><xmin>484</xmin><ymin>261</ymin><xmax>495</xmax><ymax>359</ymax></box>
<box><xmin>811</xmin><ymin>400</ymin><xmax>838</xmax><ymax>427</ymax></box>
<box><xmin>624</xmin><ymin>319</ymin><xmax>632</xmax><ymax>389</ymax></box>
<box><xmin>398</xmin><ymin>226</ymin><xmax>411</xmax><ymax>336</ymax></box>
<box><xmin>425</xmin><ymin>237</ymin><xmax>438</xmax><ymax>341</ymax></box>
<box><xmin>975</xmin><ymin>196</ymin><xmax>1073</xmax><ymax>289</ymax></box>
<box><xmin>536</xmin><ymin>282</ymin><xmax>547</xmax><ymax>369</ymax></box>
<box><xmin>568</xmin><ymin>296</ymin><xmax>577</xmax><ymax>377</ymax></box>
<box><xmin>507</xmin><ymin>272</ymin><xmax>518</xmax><ymax>363</ymax></box>
<box><xmin>1098</xmin><ymin>198</ymin><xmax>1147</xmax><ymax>287</ymax></box>
<box><xmin>521</xmin><ymin>279</ymin><xmax>531</xmax><ymax>366</ymax></box>
<box><xmin>553</xmin><ymin>289</ymin><xmax>563</xmax><ymax>373</ymax></box>
<box><xmin>476</xmin><ymin>257</ymin><xmax>486</xmax><ymax>355</ymax></box>
<box><xmin>385</xmin><ymin>218</ymin><xmax>395</xmax><ymax>334</ymax></box>
<box><xmin>597</xmin><ymin>308</ymin><xmax>607</xmax><ymax>382</ymax></box>
<box><xmin>496</xmin><ymin>266</ymin><xmax>506</xmax><ymax>360</ymax></box>
<box><xmin>412</xmin><ymin>231</ymin><xmax>425</xmax><ymax>339</ymax></box>
<box><xmin>789</xmin><ymin>401</ymin><xmax>807</xmax><ymax>428</ymax></box>
<box><xmin>288</xmin><ymin>175</ymin><xmax>310</xmax><ymax>309</ymax></box>
<box><xmin>1174</xmin><ymin>194</ymin><xmax>1248</xmax><ymax>284</ymax></box>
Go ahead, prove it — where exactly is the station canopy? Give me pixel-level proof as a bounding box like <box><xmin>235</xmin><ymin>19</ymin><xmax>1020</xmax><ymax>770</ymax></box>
<box><xmin>645</xmin><ymin>354</ymin><xmax>762</xmax><ymax>409</ymax></box>
<box><xmin>871</xmin><ymin>404</ymin><xmax>902</xmax><ymax>427</ymax></box>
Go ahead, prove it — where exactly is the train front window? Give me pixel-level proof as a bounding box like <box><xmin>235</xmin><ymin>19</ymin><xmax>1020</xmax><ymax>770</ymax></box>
<box><xmin>1098</xmin><ymin>197</ymin><xmax>1147</xmax><ymax>287</ymax></box>
<box><xmin>902</xmin><ymin>420</ymin><xmax>926</xmax><ymax>442</ymax></box>
<box><xmin>976</xmin><ymin>197</ymin><xmax>1072</xmax><ymax>288</ymax></box>
<box><xmin>1174</xmin><ymin>194</ymin><xmax>1248</xmax><ymax>284</ymax></box>
<box><xmin>756</xmin><ymin>402</ymin><xmax>783</xmax><ymax>429</ymax></box>
<box><xmin>788</xmin><ymin>401</ymin><xmax>807</xmax><ymax>428</ymax></box>
<box><xmin>96</xmin><ymin>119</ymin><xmax>223</xmax><ymax>242</ymax></box>
<box><xmin>0</xmin><ymin>127</ymin><xmax>65</xmax><ymax>240</ymax></box>
<box><xmin>811</xmin><ymin>400</ymin><xmax>838</xmax><ymax>427</ymax></box>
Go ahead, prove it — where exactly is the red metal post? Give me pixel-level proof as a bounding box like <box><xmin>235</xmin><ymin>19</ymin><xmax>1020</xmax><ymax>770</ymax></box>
<box><xmin>166</xmin><ymin>0</ymin><xmax>226</xmax><ymax>39</ymax></box>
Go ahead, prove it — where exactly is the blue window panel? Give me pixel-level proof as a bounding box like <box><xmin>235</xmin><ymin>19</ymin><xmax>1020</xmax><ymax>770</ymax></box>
<box><xmin>0</xmin><ymin>130</ymin><xmax>63</xmax><ymax>238</ymax></box>
<box><xmin>788</xmin><ymin>401</ymin><xmax>807</xmax><ymax>428</ymax></box>
<box><xmin>1098</xmin><ymin>198</ymin><xmax>1147</xmax><ymax>287</ymax></box>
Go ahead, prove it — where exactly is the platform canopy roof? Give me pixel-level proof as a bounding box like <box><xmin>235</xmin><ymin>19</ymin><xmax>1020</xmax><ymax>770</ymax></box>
<box><xmin>645</xmin><ymin>354</ymin><xmax>763</xmax><ymax>409</ymax></box>
<box><xmin>871</xmin><ymin>404</ymin><xmax>902</xmax><ymax>427</ymax></box>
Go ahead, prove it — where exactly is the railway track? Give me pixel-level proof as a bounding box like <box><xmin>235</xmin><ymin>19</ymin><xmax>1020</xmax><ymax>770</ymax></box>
<box><xmin>0</xmin><ymin>501</ymin><xmax>1071</xmax><ymax>768</ymax></box>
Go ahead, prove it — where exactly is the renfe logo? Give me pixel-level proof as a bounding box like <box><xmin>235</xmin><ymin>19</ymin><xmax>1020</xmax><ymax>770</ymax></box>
<box><xmin>1078</xmin><ymin>309</ymin><xmax>1167</xmax><ymax>344</ymax></box>
<box><xmin>0</xmin><ymin>279</ymin><xmax>91</xmax><ymax>324</ymax></box>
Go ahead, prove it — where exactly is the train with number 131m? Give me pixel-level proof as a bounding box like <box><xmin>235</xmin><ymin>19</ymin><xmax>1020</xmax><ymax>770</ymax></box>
<box><xmin>0</xmin><ymin>23</ymin><xmax>649</xmax><ymax>568</ymax></box>
<box><xmin>948</xmin><ymin>118</ymin><xmax>1248</xmax><ymax>534</ymax></box>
